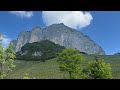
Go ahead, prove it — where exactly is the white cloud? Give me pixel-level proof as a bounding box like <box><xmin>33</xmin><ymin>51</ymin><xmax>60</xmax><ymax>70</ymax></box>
<box><xmin>0</xmin><ymin>35</ymin><xmax>11</xmax><ymax>47</ymax></box>
<box><xmin>9</xmin><ymin>11</ymin><xmax>33</xmax><ymax>18</ymax></box>
<box><xmin>42</xmin><ymin>11</ymin><xmax>93</xmax><ymax>30</ymax></box>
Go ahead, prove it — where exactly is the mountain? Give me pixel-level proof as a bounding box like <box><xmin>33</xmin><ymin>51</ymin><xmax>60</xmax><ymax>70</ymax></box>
<box><xmin>114</xmin><ymin>52</ymin><xmax>120</xmax><ymax>55</ymax></box>
<box><xmin>10</xmin><ymin>40</ymin><xmax>17</xmax><ymax>46</ymax></box>
<box><xmin>10</xmin><ymin>40</ymin><xmax>17</xmax><ymax>50</ymax></box>
<box><xmin>16</xmin><ymin>40</ymin><xmax>65</xmax><ymax>61</ymax></box>
<box><xmin>14</xmin><ymin>23</ymin><xmax>105</xmax><ymax>55</ymax></box>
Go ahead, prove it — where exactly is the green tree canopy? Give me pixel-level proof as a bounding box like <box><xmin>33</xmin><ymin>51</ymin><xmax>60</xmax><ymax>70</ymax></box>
<box><xmin>0</xmin><ymin>33</ymin><xmax>16</xmax><ymax>79</ymax></box>
<box><xmin>83</xmin><ymin>56</ymin><xmax>112</xmax><ymax>79</ymax></box>
<box><xmin>57</xmin><ymin>48</ymin><xmax>85</xmax><ymax>79</ymax></box>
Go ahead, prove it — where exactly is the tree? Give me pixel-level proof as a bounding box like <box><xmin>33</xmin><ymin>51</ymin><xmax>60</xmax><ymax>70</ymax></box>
<box><xmin>0</xmin><ymin>44</ymin><xmax>6</xmax><ymax>78</ymax></box>
<box><xmin>5</xmin><ymin>42</ymin><xmax>16</xmax><ymax>72</ymax></box>
<box><xmin>0</xmin><ymin>34</ymin><xmax>16</xmax><ymax>79</ymax></box>
<box><xmin>84</xmin><ymin>56</ymin><xmax>112</xmax><ymax>79</ymax></box>
<box><xmin>57</xmin><ymin>48</ymin><xmax>85</xmax><ymax>79</ymax></box>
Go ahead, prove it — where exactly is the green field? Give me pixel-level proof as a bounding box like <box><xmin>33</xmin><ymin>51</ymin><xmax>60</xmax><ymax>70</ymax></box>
<box><xmin>7</xmin><ymin>58</ymin><xmax>68</xmax><ymax>79</ymax></box>
<box><xmin>6</xmin><ymin>55</ymin><xmax>120</xmax><ymax>79</ymax></box>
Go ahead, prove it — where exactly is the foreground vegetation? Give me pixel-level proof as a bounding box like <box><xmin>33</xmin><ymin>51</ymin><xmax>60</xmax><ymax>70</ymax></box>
<box><xmin>0</xmin><ymin>33</ymin><xmax>16</xmax><ymax>79</ymax></box>
<box><xmin>57</xmin><ymin>49</ymin><xmax>112</xmax><ymax>79</ymax></box>
<box><xmin>84</xmin><ymin>55</ymin><xmax>120</xmax><ymax>79</ymax></box>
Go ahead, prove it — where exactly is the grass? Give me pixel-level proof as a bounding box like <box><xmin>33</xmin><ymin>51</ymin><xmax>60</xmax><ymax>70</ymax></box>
<box><xmin>7</xmin><ymin>58</ymin><xmax>68</xmax><ymax>79</ymax></box>
<box><xmin>6</xmin><ymin>55</ymin><xmax>120</xmax><ymax>79</ymax></box>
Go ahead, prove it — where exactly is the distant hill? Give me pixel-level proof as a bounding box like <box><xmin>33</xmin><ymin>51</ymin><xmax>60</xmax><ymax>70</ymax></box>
<box><xmin>114</xmin><ymin>52</ymin><xmax>120</xmax><ymax>55</ymax></box>
<box><xmin>13</xmin><ymin>23</ymin><xmax>105</xmax><ymax>55</ymax></box>
<box><xmin>16</xmin><ymin>40</ymin><xmax>65</xmax><ymax>61</ymax></box>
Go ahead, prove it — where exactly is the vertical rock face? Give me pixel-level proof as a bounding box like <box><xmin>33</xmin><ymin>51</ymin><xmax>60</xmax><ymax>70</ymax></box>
<box><xmin>29</xmin><ymin>26</ymin><xmax>43</xmax><ymax>43</ymax></box>
<box><xmin>15</xmin><ymin>31</ymin><xmax>31</xmax><ymax>52</ymax></box>
<box><xmin>14</xmin><ymin>23</ymin><xmax>105</xmax><ymax>55</ymax></box>
<box><xmin>42</xmin><ymin>23</ymin><xmax>105</xmax><ymax>55</ymax></box>
<box><xmin>43</xmin><ymin>23</ymin><xmax>67</xmax><ymax>46</ymax></box>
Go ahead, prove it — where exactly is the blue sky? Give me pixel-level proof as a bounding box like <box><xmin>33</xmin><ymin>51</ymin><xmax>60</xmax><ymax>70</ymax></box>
<box><xmin>0</xmin><ymin>11</ymin><xmax>120</xmax><ymax>55</ymax></box>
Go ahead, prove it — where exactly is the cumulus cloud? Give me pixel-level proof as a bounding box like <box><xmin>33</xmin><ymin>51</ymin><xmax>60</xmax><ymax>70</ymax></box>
<box><xmin>9</xmin><ymin>11</ymin><xmax>33</xmax><ymax>18</ymax></box>
<box><xmin>0</xmin><ymin>35</ymin><xmax>11</xmax><ymax>47</ymax></box>
<box><xmin>42</xmin><ymin>11</ymin><xmax>93</xmax><ymax>30</ymax></box>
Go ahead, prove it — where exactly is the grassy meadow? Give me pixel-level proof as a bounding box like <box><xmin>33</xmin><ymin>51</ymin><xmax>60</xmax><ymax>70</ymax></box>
<box><xmin>6</xmin><ymin>55</ymin><xmax>120</xmax><ymax>79</ymax></box>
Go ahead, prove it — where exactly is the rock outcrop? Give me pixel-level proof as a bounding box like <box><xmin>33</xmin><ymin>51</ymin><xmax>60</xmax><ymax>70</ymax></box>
<box><xmin>14</xmin><ymin>23</ymin><xmax>105</xmax><ymax>55</ymax></box>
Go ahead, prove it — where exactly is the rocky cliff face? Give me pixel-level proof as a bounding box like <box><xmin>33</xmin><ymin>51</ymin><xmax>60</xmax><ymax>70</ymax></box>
<box><xmin>14</xmin><ymin>23</ymin><xmax>105</xmax><ymax>55</ymax></box>
<box><xmin>15</xmin><ymin>31</ymin><xmax>31</xmax><ymax>52</ymax></box>
<box><xmin>29</xmin><ymin>26</ymin><xmax>44</xmax><ymax>43</ymax></box>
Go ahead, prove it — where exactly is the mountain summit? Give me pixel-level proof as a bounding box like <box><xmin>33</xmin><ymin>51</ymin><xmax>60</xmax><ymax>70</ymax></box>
<box><xmin>13</xmin><ymin>23</ymin><xmax>105</xmax><ymax>55</ymax></box>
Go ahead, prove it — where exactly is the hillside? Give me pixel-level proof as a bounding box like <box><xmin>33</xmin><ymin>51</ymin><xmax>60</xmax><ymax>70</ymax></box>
<box><xmin>16</xmin><ymin>40</ymin><xmax>65</xmax><ymax>61</ymax></box>
<box><xmin>7</xmin><ymin>58</ymin><xmax>68</xmax><ymax>79</ymax></box>
<box><xmin>7</xmin><ymin>55</ymin><xmax>120</xmax><ymax>79</ymax></box>
<box><xmin>114</xmin><ymin>52</ymin><xmax>120</xmax><ymax>55</ymax></box>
